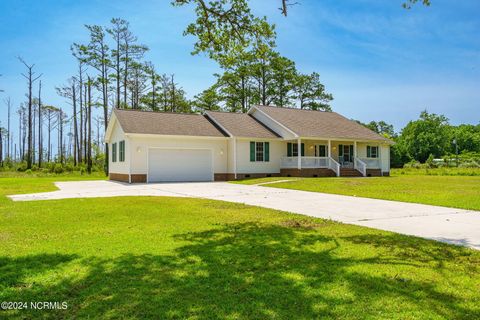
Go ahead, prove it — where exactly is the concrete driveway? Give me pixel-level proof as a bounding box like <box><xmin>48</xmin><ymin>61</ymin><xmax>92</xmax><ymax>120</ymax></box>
<box><xmin>9</xmin><ymin>180</ymin><xmax>480</xmax><ymax>250</ymax></box>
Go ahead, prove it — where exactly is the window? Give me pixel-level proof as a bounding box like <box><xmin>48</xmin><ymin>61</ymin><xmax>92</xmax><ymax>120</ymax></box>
<box><xmin>250</xmin><ymin>142</ymin><xmax>269</xmax><ymax>162</ymax></box>
<box><xmin>287</xmin><ymin>143</ymin><xmax>305</xmax><ymax>157</ymax></box>
<box><xmin>256</xmin><ymin>142</ymin><xmax>264</xmax><ymax>161</ymax></box>
<box><xmin>292</xmin><ymin>143</ymin><xmax>298</xmax><ymax>157</ymax></box>
<box><xmin>112</xmin><ymin>143</ymin><xmax>117</xmax><ymax>162</ymax></box>
<box><xmin>119</xmin><ymin>140</ymin><xmax>125</xmax><ymax>162</ymax></box>
<box><xmin>367</xmin><ymin>146</ymin><xmax>379</xmax><ymax>158</ymax></box>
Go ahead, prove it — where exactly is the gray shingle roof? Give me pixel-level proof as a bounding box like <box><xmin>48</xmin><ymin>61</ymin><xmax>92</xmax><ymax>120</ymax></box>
<box><xmin>205</xmin><ymin>111</ymin><xmax>280</xmax><ymax>138</ymax></box>
<box><xmin>254</xmin><ymin>105</ymin><xmax>391</xmax><ymax>142</ymax></box>
<box><xmin>113</xmin><ymin>109</ymin><xmax>227</xmax><ymax>137</ymax></box>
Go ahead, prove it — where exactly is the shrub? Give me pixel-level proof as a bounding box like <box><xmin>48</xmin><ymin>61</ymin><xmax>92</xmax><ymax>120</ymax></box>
<box><xmin>403</xmin><ymin>160</ymin><xmax>423</xmax><ymax>169</ymax></box>
<box><xmin>53</xmin><ymin>164</ymin><xmax>64</xmax><ymax>174</ymax></box>
<box><xmin>426</xmin><ymin>154</ymin><xmax>436</xmax><ymax>168</ymax></box>
<box><xmin>16</xmin><ymin>161</ymin><xmax>28</xmax><ymax>172</ymax></box>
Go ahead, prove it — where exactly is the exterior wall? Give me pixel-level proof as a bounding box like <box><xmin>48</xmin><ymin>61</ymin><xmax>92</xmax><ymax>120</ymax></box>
<box><xmin>301</xmin><ymin>140</ymin><xmax>329</xmax><ymax>157</ymax></box>
<box><xmin>227</xmin><ymin>138</ymin><xmax>235</xmax><ymax>176</ymax></box>
<box><xmin>235</xmin><ymin>138</ymin><xmax>284</xmax><ymax>174</ymax></box>
<box><xmin>366</xmin><ymin>169</ymin><xmax>382</xmax><ymax>177</ymax></box>
<box><xmin>131</xmin><ymin>174</ymin><xmax>147</xmax><ymax>183</ymax></box>
<box><xmin>109</xmin><ymin>173</ymin><xmax>129</xmax><ymax>182</ymax></box>
<box><xmin>381</xmin><ymin>144</ymin><xmax>390</xmax><ymax>173</ymax></box>
<box><xmin>329</xmin><ymin>141</ymin><xmax>343</xmax><ymax>162</ymax></box>
<box><xmin>250</xmin><ymin>109</ymin><xmax>296</xmax><ymax>139</ymax></box>
<box><xmin>128</xmin><ymin>135</ymin><xmax>228</xmax><ymax>177</ymax></box>
<box><xmin>108</xmin><ymin>121</ymin><xmax>130</xmax><ymax>177</ymax></box>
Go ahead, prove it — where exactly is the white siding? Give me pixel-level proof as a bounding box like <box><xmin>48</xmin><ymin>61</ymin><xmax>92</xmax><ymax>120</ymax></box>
<box><xmin>227</xmin><ymin>138</ymin><xmax>236</xmax><ymax>175</ymax></box>
<box><xmin>235</xmin><ymin>139</ymin><xmax>283</xmax><ymax>174</ymax></box>
<box><xmin>356</xmin><ymin>142</ymin><xmax>390</xmax><ymax>172</ymax></box>
<box><xmin>381</xmin><ymin>144</ymin><xmax>390</xmax><ymax>173</ymax></box>
<box><xmin>109</xmin><ymin>121</ymin><xmax>130</xmax><ymax>175</ymax></box>
<box><xmin>129</xmin><ymin>135</ymin><xmax>228</xmax><ymax>175</ymax></box>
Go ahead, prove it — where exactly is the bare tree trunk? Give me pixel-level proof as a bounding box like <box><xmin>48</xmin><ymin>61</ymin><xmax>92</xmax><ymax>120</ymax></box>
<box><xmin>32</xmin><ymin>105</ymin><xmax>36</xmax><ymax>164</ymax></box>
<box><xmin>78</xmin><ymin>63</ymin><xmax>84</xmax><ymax>164</ymax></box>
<box><xmin>87</xmin><ymin>77</ymin><xmax>92</xmax><ymax>174</ymax></box>
<box><xmin>18</xmin><ymin>109</ymin><xmax>22</xmax><ymax>160</ymax></box>
<box><xmin>27</xmin><ymin>75</ymin><xmax>33</xmax><ymax>168</ymax></box>
<box><xmin>171</xmin><ymin>75</ymin><xmax>176</xmax><ymax>112</ymax></box>
<box><xmin>47</xmin><ymin>109</ymin><xmax>51</xmax><ymax>162</ymax></box>
<box><xmin>59</xmin><ymin>110</ymin><xmax>63</xmax><ymax>164</ymax></box>
<box><xmin>6</xmin><ymin>98</ymin><xmax>11</xmax><ymax>159</ymax></box>
<box><xmin>84</xmin><ymin>83</ymin><xmax>88</xmax><ymax>163</ymax></box>
<box><xmin>19</xmin><ymin>59</ymin><xmax>41</xmax><ymax>169</ymax></box>
<box><xmin>38</xmin><ymin>81</ymin><xmax>43</xmax><ymax>167</ymax></box>
<box><xmin>72</xmin><ymin>82</ymin><xmax>78</xmax><ymax>166</ymax></box>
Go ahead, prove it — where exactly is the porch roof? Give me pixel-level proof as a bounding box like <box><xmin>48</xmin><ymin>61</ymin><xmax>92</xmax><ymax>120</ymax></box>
<box><xmin>253</xmin><ymin>105</ymin><xmax>392</xmax><ymax>143</ymax></box>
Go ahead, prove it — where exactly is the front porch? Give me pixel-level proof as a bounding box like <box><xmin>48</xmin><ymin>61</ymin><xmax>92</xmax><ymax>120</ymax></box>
<box><xmin>279</xmin><ymin>139</ymin><xmax>385</xmax><ymax>177</ymax></box>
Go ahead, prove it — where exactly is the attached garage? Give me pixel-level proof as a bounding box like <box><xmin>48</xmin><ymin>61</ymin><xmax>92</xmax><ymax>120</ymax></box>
<box><xmin>148</xmin><ymin>148</ymin><xmax>214</xmax><ymax>182</ymax></box>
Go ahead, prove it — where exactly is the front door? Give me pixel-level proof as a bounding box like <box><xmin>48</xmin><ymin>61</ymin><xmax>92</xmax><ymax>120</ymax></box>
<box><xmin>339</xmin><ymin>144</ymin><xmax>354</xmax><ymax>166</ymax></box>
<box><xmin>315</xmin><ymin>144</ymin><xmax>328</xmax><ymax>157</ymax></box>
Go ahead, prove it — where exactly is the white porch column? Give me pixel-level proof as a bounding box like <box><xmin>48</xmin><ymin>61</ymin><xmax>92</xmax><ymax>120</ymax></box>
<box><xmin>297</xmin><ymin>138</ymin><xmax>301</xmax><ymax>170</ymax></box>
<box><xmin>328</xmin><ymin>140</ymin><xmax>331</xmax><ymax>158</ymax></box>
<box><xmin>354</xmin><ymin>141</ymin><xmax>357</xmax><ymax>169</ymax></box>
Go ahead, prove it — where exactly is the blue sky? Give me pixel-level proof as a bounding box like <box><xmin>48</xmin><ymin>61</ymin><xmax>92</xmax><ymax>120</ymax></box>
<box><xmin>0</xmin><ymin>0</ymin><xmax>479</xmax><ymax>135</ymax></box>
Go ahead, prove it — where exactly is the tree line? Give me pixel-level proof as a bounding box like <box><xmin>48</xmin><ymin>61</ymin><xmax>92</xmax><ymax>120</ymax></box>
<box><xmin>358</xmin><ymin>111</ymin><xmax>480</xmax><ymax>167</ymax></box>
<box><xmin>0</xmin><ymin>0</ymin><xmax>458</xmax><ymax>173</ymax></box>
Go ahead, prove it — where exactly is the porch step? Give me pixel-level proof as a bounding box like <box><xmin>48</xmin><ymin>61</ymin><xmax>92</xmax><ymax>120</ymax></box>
<box><xmin>340</xmin><ymin>168</ymin><xmax>363</xmax><ymax>177</ymax></box>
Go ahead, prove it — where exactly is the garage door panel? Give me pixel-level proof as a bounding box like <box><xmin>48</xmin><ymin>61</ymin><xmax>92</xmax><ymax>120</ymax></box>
<box><xmin>148</xmin><ymin>148</ymin><xmax>213</xmax><ymax>182</ymax></box>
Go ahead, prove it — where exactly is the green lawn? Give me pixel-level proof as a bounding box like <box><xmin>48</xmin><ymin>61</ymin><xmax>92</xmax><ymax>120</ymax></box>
<box><xmin>1</xmin><ymin>176</ymin><xmax>479</xmax><ymax>319</ymax></box>
<box><xmin>234</xmin><ymin>171</ymin><xmax>480</xmax><ymax>211</ymax></box>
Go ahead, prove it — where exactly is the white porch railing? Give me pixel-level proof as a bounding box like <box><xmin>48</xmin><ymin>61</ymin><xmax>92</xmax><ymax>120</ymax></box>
<box><xmin>328</xmin><ymin>157</ymin><xmax>341</xmax><ymax>177</ymax></box>
<box><xmin>354</xmin><ymin>158</ymin><xmax>367</xmax><ymax>177</ymax></box>
<box><xmin>281</xmin><ymin>156</ymin><xmax>328</xmax><ymax>169</ymax></box>
<box><xmin>360</xmin><ymin>158</ymin><xmax>381</xmax><ymax>169</ymax></box>
<box><xmin>303</xmin><ymin>156</ymin><xmax>328</xmax><ymax>168</ymax></box>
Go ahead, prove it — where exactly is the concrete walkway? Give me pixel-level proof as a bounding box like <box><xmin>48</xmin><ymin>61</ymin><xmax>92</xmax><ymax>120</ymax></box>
<box><xmin>9</xmin><ymin>180</ymin><xmax>480</xmax><ymax>250</ymax></box>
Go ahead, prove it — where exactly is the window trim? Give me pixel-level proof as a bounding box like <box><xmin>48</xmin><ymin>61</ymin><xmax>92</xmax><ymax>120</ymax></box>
<box><xmin>255</xmin><ymin>142</ymin><xmax>264</xmax><ymax>162</ymax></box>
<box><xmin>367</xmin><ymin>145</ymin><xmax>379</xmax><ymax>158</ymax></box>
<box><xmin>287</xmin><ymin>142</ymin><xmax>305</xmax><ymax>157</ymax></box>
<box><xmin>250</xmin><ymin>141</ymin><xmax>270</xmax><ymax>162</ymax></box>
<box><xmin>112</xmin><ymin>143</ymin><xmax>117</xmax><ymax>163</ymax></box>
<box><xmin>119</xmin><ymin>140</ymin><xmax>125</xmax><ymax>162</ymax></box>
<box><xmin>316</xmin><ymin>144</ymin><xmax>328</xmax><ymax>157</ymax></box>
<box><xmin>292</xmin><ymin>143</ymin><xmax>298</xmax><ymax>157</ymax></box>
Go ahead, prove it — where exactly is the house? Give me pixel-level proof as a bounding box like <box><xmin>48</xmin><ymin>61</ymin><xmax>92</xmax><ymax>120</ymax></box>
<box><xmin>104</xmin><ymin>105</ymin><xmax>393</xmax><ymax>183</ymax></box>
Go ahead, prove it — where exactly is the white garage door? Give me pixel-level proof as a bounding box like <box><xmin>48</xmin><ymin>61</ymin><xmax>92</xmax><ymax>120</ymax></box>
<box><xmin>148</xmin><ymin>148</ymin><xmax>213</xmax><ymax>182</ymax></box>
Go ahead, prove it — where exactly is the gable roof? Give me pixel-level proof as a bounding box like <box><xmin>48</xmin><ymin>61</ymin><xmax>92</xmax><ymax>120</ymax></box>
<box><xmin>205</xmin><ymin>111</ymin><xmax>280</xmax><ymax>139</ymax></box>
<box><xmin>252</xmin><ymin>105</ymin><xmax>392</xmax><ymax>142</ymax></box>
<box><xmin>113</xmin><ymin>109</ymin><xmax>227</xmax><ymax>137</ymax></box>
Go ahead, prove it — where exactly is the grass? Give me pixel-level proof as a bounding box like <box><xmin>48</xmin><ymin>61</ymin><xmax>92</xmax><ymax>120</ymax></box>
<box><xmin>0</xmin><ymin>171</ymin><xmax>106</xmax><ymax>196</ymax></box>
<box><xmin>233</xmin><ymin>169</ymin><xmax>480</xmax><ymax>211</ymax></box>
<box><xmin>0</xmin><ymin>177</ymin><xmax>479</xmax><ymax>319</ymax></box>
<box><xmin>393</xmin><ymin>167</ymin><xmax>480</xmax><ymax>176</ymax></box>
